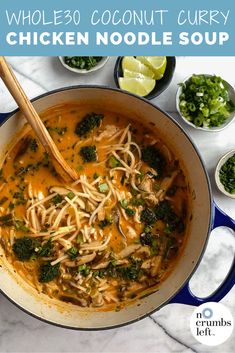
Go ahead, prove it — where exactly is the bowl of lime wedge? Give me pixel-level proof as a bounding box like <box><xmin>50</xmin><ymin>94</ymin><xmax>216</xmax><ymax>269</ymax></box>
<box><xmin>114</xmin><ymin>56</ymin><xmax>176</xmax><ymax>99</ymax></box>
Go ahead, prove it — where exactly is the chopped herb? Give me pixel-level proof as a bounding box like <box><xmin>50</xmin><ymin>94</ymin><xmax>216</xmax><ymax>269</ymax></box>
<box><xmin>119</xmin><ymin>199</ymin><xmax>128</xmax><ymax>209</ymax></box>
<box><xmin>98</xmin><ymin>217</ymin><xmax>113</xmax><ymax>229</ymax></box>
<box><xmin>29</xmin><ymin>138</ymin><xmax>38</xmax><ymax>152</ymax></box>
<box><xmin>38</xmin><ymin>239</ymin><xmax>53</xmax><ymax>257</ymax></box>
<box><xmin>78</xmin><ymin>264</ymin><xmax>90</xmax><ymax>276</ymax></box>
<box><xmin>76</xmin><ymin>165</ymin><xmax>84</xmax><ymax>172</ymax></box>
<box><xmin>130</xmin><ymin>197</ymin><xmax>145</xmax><ymax>207</ymax></box>
<box><xmin>67</xmin><ymin>192</ymin><xmax>75</xmax><ymax>200</ymax></box>
<box><xmin>138</xmin><ymin>170</ymin><xmax>145</xmax><ymax>181</ymax></box>
<box><xmin>8</xmin><ymin>202</ymin><xmax>15</xmax><ymax>210</ymax></box>
<box><xmin>79</xmin><ymin>145</ymin><xmax>97</xmax><ymax>163</ymax></box>
<box><xmin>108</xmin><ymin>156</ymin><xmax>120</xmax><ymax>168</ymax></box>
<box><xmin>64</xmin><ymin>56</ymin><xmax>103</xmax><ymax>71</ymax></box>
<box><xmin>179</xmin><ymin>74</ymin><xmax>235</xmax><ymax>128</ymax></box>
<box><xmin>75</xmin><ymin>112</ymin><xmax>104</xmax><ymax>137</ymax></box>
<box><xmin>67</xmin><ymin>246</ymin><xmax>78</xmax><ymax>260</ymax></box>
<box><xmin>125</xmin><ymin>208</ymin><xmax>136</xmax><ymax>217</ymax></box>
<box><xmin>98</xmin><ymin>183</ymin><xmax>109</xmax><ymax>193</ymax></box>
<box><xmin>14</xmin><ymin>220</ymin><xmax>29</xmax><ymax>232</ymax></box>
<box><xmin>219</xmin><ymin>154</ymin><xmax>235</xmax><ymax>194</ymax></box>
<box><xmin>51</xmin><ymin>194</ymin><xmax>63</xmax><ymax>205</ymax></box>
<box><xmin>39</xmin><ymin>262</ymin><xmax>60</xmax><ymax>283</ymax></box>
<box><xmin>93</xmin><ymin>172</ymin><xmax>99</xmax><ymax>179</ymax></box>
<box><xmin>48</xmin><ymin>126</ymin><xmax>68</xmax><ymax>136</ymax></box>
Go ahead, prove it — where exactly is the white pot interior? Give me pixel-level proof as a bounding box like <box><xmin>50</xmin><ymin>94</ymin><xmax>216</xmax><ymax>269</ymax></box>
<box><xmin>0</xmin><ymin>87</ymin><xmax>212</xmax><ymax>329</ymax></box>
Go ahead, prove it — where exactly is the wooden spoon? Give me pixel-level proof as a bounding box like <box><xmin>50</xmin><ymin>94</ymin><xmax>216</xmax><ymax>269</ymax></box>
<box><xmin>0</xmin><ymin>56</ymin><xmax>78</xmax><ymax>182</ymax></box>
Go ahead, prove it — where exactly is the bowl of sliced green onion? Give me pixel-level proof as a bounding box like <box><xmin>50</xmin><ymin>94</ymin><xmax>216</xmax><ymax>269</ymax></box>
<box><xmin>59</xmin><ymin>56</ymin><xmax>109</xmax><ymax>74</ymax></box>
<box><xmin>215</xmin><ymin>149</ymin><xmax>235</xmax><ymax>198</ymax></box>
<box><xmin>176</xmin><ymin>74</ymin><xmax>235</xmax><ymax>132</ymax></box>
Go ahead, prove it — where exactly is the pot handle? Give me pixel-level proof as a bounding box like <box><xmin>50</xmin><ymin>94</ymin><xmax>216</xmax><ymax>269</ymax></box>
<box><xmin>169</xmin><ymin>203</ymin><xmax>235</xmax><ymax>306</ymax></box>
<box><xmin>0</xmin><ymin>112</ymin><xmax>11</xmax><ymax>124</ymax></box>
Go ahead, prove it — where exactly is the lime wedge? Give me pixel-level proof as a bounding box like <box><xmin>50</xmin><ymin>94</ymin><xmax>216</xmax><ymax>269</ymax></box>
<box><xmin>118</xmin><ymin>77</ymin><xmax>156</xmax><ymax>97</ymax></box>
<box><xmin>123</xmin><ymin>69</ymin><xmax>149</xmax><ymax>79</ymax></box>
<box><xmin>122</xmin><ymin>57</ymin><xmax>155</xmax><ymax>79</ymax></box>
<box><xmin>136</xmin><ymin>56</ymin><xmax>167</xmax><ymax>80</ymax></box>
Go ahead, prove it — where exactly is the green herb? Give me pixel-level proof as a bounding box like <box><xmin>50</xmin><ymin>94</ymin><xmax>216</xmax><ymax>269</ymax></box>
<box><xmin>39</xmin><ymin>262</ymin><xmax>60</xmax><ymax>283</ymax></box>
<box><xmin>29</xmin><ymin>138</ymin><xmax>38</xmax><ymax>152</ymax></box>
<box><xmin>219</xmin><ymin>154</ymin><xmax>235</xmax><ymax>194</ymax></box>
<box><xmin>78</xmin><ymin>264</ymin><xmax>90</xmax><ymax>276</ymax></box>
<box><xmin>48</xmin><ymin>127</ymin><xmax>68</xmax><ymax>136</ymax></box>
<box><xmin>38</xmin><ymin>239</ymin><xmax>53</xmax><ymax>257</ymax></box>
<box><xmin>93</xmin><ymin>172</ymin><xmax>99</xmax><ymax>179</ymax></box>
<box><xmin>51</xmin><ymin>194</ymin><xmax>63</xmax><ymax>205</ymax></box>
<box><xmin>130</xmin><ymin>197</ymin><xmax>145</xmax><ymax>207</ymax></box>
<box><xmin>98</xmin><ymin>217</ymin><xmax>113</xmax><ymax>229</ymax></box>
<box><xmin>64</xmin><ymin>56</ymin><xmax>103</xmax><ymax>71</ymax></box>
<box><xmin>67</xmin><ymin>246</ymin><xmax>78</xmax><ymax>260</ymax></box>
<box><xmin>125</xmin><ymin>208</ymin><xmax>136</xmax><ymax>217</ymax></box>
<box><xmin>119</xmin><ymin>199</ymin><xmax>128</xmax><ymax>209</ymax></box>
<box><xmin>13</xmin><ymin>237</ymin><xmax>36</xmax><ymax>261</ymax></box>
<box><xmin>75</xmin><ymin>112</ymin><xmax>104</xmax><ymax>137</ymax></box>
<box><xmin>98</xmin><ymin>183</ymin><xmax>109</xmax><ymax>193</ymax></box>
<box><xmin>141</xmin><ymin>146</ymin><xmax>165</xmax><ymax>177</ymax></box>
<box><xmin>67</xmin><ymin>192</ymin><xmax>75</xmax><ymax>200</ymax></box>
<box><xmin>9</xmin><ymin>202</ymin><xmax>15</xmax><ymax>210</ymax></box>
<box><xmin>138</xmin><ymin>170</ymin><xmax>145</xmax><ymax>181</ymax></box>
<box><xmin>108</xmin><ymin>156</ymin><xmax>120</xmax><ymax>168</ymax></box>
<box><xmin>76</xmin><ymin>165</ymin><xmax>84</xmax><ymax>172</ymax></box>
<box><xmin>179</xmin><ymin>74</ymin><xmax>235</xmax><ymax>128</ymax></box>
<box><xmin>14</xmin><ymin>220</ymin><xmax>29</xmax><ymax>232</ymax></box>
<box><xmin>79</xmin><ymin>145</ymin><xmax>97</xmax><ymax>163</ymax></box>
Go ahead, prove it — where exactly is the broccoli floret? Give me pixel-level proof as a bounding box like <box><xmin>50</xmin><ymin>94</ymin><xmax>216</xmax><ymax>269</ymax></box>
<box><xmin>13</xmin><ymin>237</ymin><xmax>36</xmax><ymax>261</ymax></box>
<box><xmin>75</xmin><ymin>112</ymin><xmax>104</xmax><ymax>137</ymax></box>
<box><xmin>79</xmin><ymin>145</ymin><xmax>97</xmax><ymax>163</ymax></box>
<box><xmin>140</xmin><ymin>232</ymin><xmax>155</xmax><ymax>246</ymax></box>
<box><xmin>140</xmin><ymin>208</ymin><xmax>156</xmax><ymax>225</ymax></box>
<box><xmin>155</xmin><ymin>200</ymin><xmax>184</xmax><ymax>233</ymax></box>
<box><xmin>141</xmin><ymin>145</ymin><xmax>165</xmax><ymax>177</ymax></box>
<box><xmin>39</xmin><ymin>262</ymin><xmax>60</xmax><ymax>283</ymax></box>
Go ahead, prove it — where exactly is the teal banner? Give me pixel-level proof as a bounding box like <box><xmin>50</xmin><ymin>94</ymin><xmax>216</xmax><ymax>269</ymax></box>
<box><xmin>0</xmin><ymin>0</ymin><xmax>234</xmax><ymax>55</ymax></box>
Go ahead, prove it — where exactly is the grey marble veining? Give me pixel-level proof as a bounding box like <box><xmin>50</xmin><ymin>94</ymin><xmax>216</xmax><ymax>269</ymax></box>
<box><xmin>0</xmin><ymin>56</ymin><xmax>234</xmax><ymax>353</ymax></box>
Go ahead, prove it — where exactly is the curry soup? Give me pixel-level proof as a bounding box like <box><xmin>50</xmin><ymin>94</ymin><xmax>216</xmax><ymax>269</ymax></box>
<box><xmin>0</xmin><ymin>103</ymin><xmax>189</xmax><ymax>310</ymax></box>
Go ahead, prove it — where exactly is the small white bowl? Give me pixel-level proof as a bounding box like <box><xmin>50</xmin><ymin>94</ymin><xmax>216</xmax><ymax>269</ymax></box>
<box><xmin>58</xmin><ymin>56</ymin><xmax>109</xmax><ymax>74</ymax></box>
<box><xmin>176</xmin><ymin>74</ymin><xmax>235</xmax><ymax>132</ymax></box>
<box><xmin>215</xmin><ymin>149</ymin><xmax>235</xmax><ymax>198</ymax></box>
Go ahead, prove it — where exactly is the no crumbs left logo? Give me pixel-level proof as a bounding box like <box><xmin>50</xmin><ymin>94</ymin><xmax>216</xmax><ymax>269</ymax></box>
<box><xmin>190</xmin><ymin>302</ymin><xmax>234</xmax><ymax>346</ymax></box>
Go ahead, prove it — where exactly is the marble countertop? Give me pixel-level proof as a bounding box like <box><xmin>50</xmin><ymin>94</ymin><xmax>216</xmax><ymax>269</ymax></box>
<box><xmin>0</xmin><ymin>56</ymin><xmax>234</xmax><ymax>353</ymax></box>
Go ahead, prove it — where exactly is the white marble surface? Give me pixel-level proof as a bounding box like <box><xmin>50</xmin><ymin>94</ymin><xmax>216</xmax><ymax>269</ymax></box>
<box><xmin>0</xmin><ymin>56</ymin><xmax>234</xmax><ymax>353</ymax></box>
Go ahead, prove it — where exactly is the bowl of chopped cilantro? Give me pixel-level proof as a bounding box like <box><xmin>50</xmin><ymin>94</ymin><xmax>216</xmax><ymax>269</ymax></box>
<box><xmin>215</xmin><ymin>149</ymin><xmax>235</xmax><ymax>198</ymax></box>
<box><xmin>176</xmin><ymin>74</ymin><xmax>235</xmax><ymax>131</ymax></box>
<box><xmin>59</xmin><ymin>56</ymin><xmax>109</xmax><ymax>73</ymax></box>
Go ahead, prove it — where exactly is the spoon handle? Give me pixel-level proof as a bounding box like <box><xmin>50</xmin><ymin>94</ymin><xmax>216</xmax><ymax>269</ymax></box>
<box><xmin>0</xmin><ymin>56</ymin><xmax>77</xmax><ymax>182</ymax></box>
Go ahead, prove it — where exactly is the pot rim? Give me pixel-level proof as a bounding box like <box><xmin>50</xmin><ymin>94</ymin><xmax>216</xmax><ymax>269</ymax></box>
<box><xmin>0</xmin><ymin>85</ymin><xmax>213</xmax><ymax>330</ymax></box>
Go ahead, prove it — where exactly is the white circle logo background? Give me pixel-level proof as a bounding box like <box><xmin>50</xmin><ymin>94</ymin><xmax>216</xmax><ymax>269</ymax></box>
<box><xmin>190</xmin><ymin>302</ymin><xmax>234</xmax><ymax>346</ymax></box>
